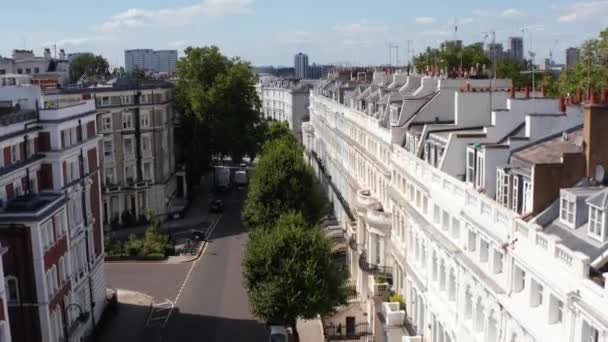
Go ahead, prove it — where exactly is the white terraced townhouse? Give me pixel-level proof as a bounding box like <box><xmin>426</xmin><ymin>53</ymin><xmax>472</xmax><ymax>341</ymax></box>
<box><xmin>303</xmin><ymin>68</ymin><xmax>608</xmax><ymax>342</ymax></box>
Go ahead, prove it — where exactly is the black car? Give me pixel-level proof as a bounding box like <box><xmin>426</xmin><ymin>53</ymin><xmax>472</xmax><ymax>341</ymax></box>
<box><xmin>209</xmin><ymin>199</ymin><xmax>224</xmax><ymax>213</ymax></box>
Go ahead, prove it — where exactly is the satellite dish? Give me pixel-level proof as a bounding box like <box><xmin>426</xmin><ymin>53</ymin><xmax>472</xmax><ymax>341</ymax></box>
<box><xmin>574</xmin><ymin>135</ymin><xmax>584</xmax><ymax>148</ymax></box>
<box><xmin>595</xmin><ymin>165</ymin><xmax>606</xmax><ymax>184</ymax></box>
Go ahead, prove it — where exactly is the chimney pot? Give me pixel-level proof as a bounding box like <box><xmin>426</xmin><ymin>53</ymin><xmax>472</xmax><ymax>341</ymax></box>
<box><xmin>525</xmin><ymin>86</ymin><xmax>530</xmax><ymax>99</ymax></box>
<box><xmin>559</xmin><ymin>97</ymin><xmax>566</xmax><ymax>112</ymax></box>
<box><xmin>576</xmin><ymin>89</ymin><xmax>582</xmax><ymax>104</ymax></box>
<box><xmin>590</xmin><ymin>91</ymin><xmax>597</xmax><ymax>105</ymax></box>
<box><xmin>602</xmin><ymin>90</ymin><xmax>608</xmax><ymax>104</ymax></box>
<box><xmin>510</xmin><ymin>87</ymin><xmax>516</xmax><ymax>99</ymax></box>
<box><xmin>466</xmin><ymin>83</ymin><xmax>471</xmax><ymax>92</ymax></box>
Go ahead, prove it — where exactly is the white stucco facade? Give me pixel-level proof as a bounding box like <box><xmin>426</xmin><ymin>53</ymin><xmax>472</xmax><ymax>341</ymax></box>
<box><xmin>304</xmin><ymin>70</ymin><xmax>608</xmax><ymax>342</ymax></box>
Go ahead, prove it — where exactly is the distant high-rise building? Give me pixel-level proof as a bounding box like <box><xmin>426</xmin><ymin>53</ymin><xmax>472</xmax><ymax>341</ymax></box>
<box><xmin>125</xmin><ymin>49</ymin><xmax>178</xmax><ymax>74</ymax></box>
<box><xmin>486</xmin><ymin>43</ymin><xmax>505</xmax><ymax>63</ymax></box>
<box><xmin>508</xmin><ymin>37</ymin><xmax>524</xmax><ymax>63</ymax></box>
<box><xmin>441</xmin><ymin>40</ymin><xmax>463</xmax><ymax>50</ymax></box>
<box><xmin>294</xmin><ymin>53</ymin><xmax>309</xmax><ymax>79</ymax></box>
<box><xmin>566</xmin><ymin>47</ymin><xmax>581</xmax><ymax>68</ymax></box>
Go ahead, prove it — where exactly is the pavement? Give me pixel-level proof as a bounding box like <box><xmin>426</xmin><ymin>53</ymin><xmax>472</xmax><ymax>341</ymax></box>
<box><xmin>97</xmin><ymin>289</ymin><xmax>154</xmax><ymax>342</ymax></box>
<box><xmin>103</xmin><ymin>187</ymin><xmax>269</xmax><ymax>342</ymax></box>
<box><xmin>297</xmin><ymin>318</ymin><xmax>325</xmax><ymax>342</ymax></box>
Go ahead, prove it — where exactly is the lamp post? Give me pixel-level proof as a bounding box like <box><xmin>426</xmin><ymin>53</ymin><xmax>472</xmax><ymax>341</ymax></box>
<box><xmin>63</xmin><ymin>303</ymin><xmax>90</xmax><ymax>341</ymax></box>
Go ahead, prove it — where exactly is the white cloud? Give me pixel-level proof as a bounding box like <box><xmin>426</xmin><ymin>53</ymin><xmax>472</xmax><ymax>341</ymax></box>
<box><xmin>557</xmin><ymin>1</ymin><xmax>608</xmax><ymax>22</ymax></box>
<box><xmin>97</xmin><ymin>0</ymin><xmax>253</xmax><ymax>32</ymax></box>
<box><xmin>415</xmin><ymin>17</ymin><xmax>436</xmax><ymax>25</ymax></box>
<box><xmin>501</xmin><ymin>8</ymin><xmax>524</xmax><ymax>17</ymax></box>
<box><xmin>460</xmin><ymin>17</ymin><xmax>474</xmax><ymax>25</ymax></box>
<box><xmin>472</xmin><ymin>9</ymin><xmax>489</xmax><ymax>16</ymax></box>
<box><xmin>333</xmin><ymin>19</ymin><xmax>389</xmax><ymax>35</ymax></box>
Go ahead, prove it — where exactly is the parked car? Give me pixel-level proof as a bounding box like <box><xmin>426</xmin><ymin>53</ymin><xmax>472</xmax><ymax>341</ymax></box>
<box><xmin>209</xmin><ymin>199</ymin><xmax>224</xmax><ymax>213</ymax></box>
<box><xmin>269</xmin><ymin>325</ymin><xmax>288</xmax><ymax>342</ymax></box>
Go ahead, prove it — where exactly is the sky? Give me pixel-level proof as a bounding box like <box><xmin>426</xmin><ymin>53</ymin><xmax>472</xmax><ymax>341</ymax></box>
<box><xmin>2</xmin><ymin>0</ymin><xmax>608</xmax><ymax>68</ymax></box>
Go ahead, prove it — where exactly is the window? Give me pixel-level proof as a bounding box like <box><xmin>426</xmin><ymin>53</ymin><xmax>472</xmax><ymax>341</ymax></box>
<box><xmin>17</xmin><ymin>68</ymin><xmax>23</xmax><ymax>74</ymax></box>
<box><xmin>5</xmin><ymin>276</ymin><xmax>19</xmax><ymax>303</ymax></box>
<box><xmin>452</xmin><ymin>218</ymin><xmax>460</xmax><ymax>239</ymax></box>
<box><xmin>496</xmin><ymin>169</ymin><xmax>510</xmax><ymax>207</ymax></box>
<box><xmin>423</xmin><ymin>196</ymin><xmax>429</xmax><ymax>215</ymax></box>
<box><xmin>560</xmin><ymin>196</ymin><xmax>575</xmax><ymax>225</ymax></box>
<box><xmin>59</xmin><ymin>257</ymin><xmax>65</xmax><ymax>283</ymax></box>
<box><xmin>122</xmin><ymin>112</ymin><xmax>133</xmax><ymax>129</ymax></box>
<box><xmin>105</xmin><ymin>167</ymin><xmax>115</xmax><ymax>185</ymax></box>
<box><xmin>433</xmin><ymin>205</ymin><xmax>441</xmax><ymax>224</ymax></box>
<box><xmin>513</xmin><ymin>265</ymin><xmax>526</xmax><ymax>293</ymax></box>
<box><xmin>141</xmin><ymin>111</ymin><xmax>150</xmax><ymax>128</ymax></box>
<box><xmin>125</xmin><ymin>164</ymin><xmax>135</xmax><ymax>184</ymax></box>
<box><xmin>101</xmin><ymin>96</ymin><xmax>110</xmax><ymax>106</ymax></box>
<box><xmin>582</xmin><ymin>320</ymin><xmax>599</xmax><ymax>342</ymax></box>
<box><xmin>466</xmin><ymin>149</ymin><xmax>475</xmax><ymax>183</ymax></box>
<box><xmin>480</xmin><ymin>239</ymin><xmax>489</xmax><ymax>263</ymax></box>
<box><xmin>121</xmin><ymin>95</ymin><xmax>131</xmax><ymax>105</ymax></box>
<box><xmin>54</xmin><ymin>214</ymin><xmax>64</xmax><ymax>238</ymax></box>
<box><xmin>522</xmin><ymin>180</ymin><xmax>533</xmax><ymax>214</ymax></box>
<box><xmin>103</xmin><ymin>140</ymin><xmax>113</xmax><ymax>159</ymax></box>
<box><xmin>549</xmin><ymin>295</ymin><xmax>563</xmax><ymax>324</ymax></box>
<box><xmin>11</xmin><ymin>145</ymin><xmax>18</xmax><ymax>163</ymax></box>
<box><xmin>123</xmin><ymin>136</ymin><xmax>134</xmax><ymax>156</ymax></box>
<box><xmin>493</xmin><ymin>249</ymin><xmax>503</xmax><ymax>274</ymax></box>
<box><xmin>589</xmin><ymin>206</ymin><xmax>604</xmax><ymax>240</ymax></box>
<box><xmin>530</xmin><ymin>279</ymin><xmax>544</xmax><ymax>307</ymax></box>
<box><xmin>26</xmin><ymin>68</ymin><xmax>31</xmax><ymax>74</ymax></box>
<box><xmin>34</xmin><ymin>67</ymin><xmax>39</xmax><ymax>74</ymax></box>
<box><xmin>143</xmin><ymin>162</ymin><xmax>152</xmax><ymax>181</ymax></box>
<box><xmin>475</xmin><ymin>153</ymin><xmax>485</xmax><ymax>189</ymax></box>
<box><xmin>141</xmin><ymin>135</ymin><xmax>151</xmax><ymax>155</ymax></box>
<box><xmin>442</xmin><ymin>211</ymin><xmax>450</xmax><ymax>231</ymax></box>
<box><xmin>102</xmin><ymin>114</ymin><xmax>112</xmax><ymax>131</ymax></box>
<box><xmin>467</xmin><ymin>229</ymin><xmax>477</xmax><ymax>252</ymax></box>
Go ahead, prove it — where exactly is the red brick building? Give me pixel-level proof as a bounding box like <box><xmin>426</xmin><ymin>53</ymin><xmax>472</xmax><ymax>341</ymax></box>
<box><xmin>0</xmin><ymin>74</ymin><xmax>106</xmax><ymax>342</ymax></box>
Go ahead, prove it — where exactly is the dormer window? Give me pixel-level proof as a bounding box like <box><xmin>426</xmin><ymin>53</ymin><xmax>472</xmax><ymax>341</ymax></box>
<box><xmin>560</xmin><ymin>196</ymin><xmax>575</xmax><ymax>226</ymax></box>
<box><xmin>588</xmin><ymin>206</ymin><xmax>605</xmax><ymax>241</ymax></box>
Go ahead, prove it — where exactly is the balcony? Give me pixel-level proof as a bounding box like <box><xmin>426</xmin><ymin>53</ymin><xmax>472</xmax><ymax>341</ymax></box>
<box><xmin>355</xmin><ymin>189</ymin><xmax>377</xmax><ymax>212</ymax></box>
<box><xmin>359</xmin><ymin>250</ymin><xmax>392</xmax><ymax>276</ymax></box>
<box><xmin>366</xmin><ymin>203</ymin><xmax>391</xmax><ymax>230</ymax></box>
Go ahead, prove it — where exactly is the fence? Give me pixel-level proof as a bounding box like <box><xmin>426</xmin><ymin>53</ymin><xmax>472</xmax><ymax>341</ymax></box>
<box><xmin>322</xmin><ymin>322</ymin><xmax>373</xmax><ymax>341</ymax></box>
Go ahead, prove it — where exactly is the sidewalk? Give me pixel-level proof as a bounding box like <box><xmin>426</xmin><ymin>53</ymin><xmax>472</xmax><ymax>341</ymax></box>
<box><xmin>297</xmin><ymin>318</ymin><xmax>325</xmax><ymax>342</ymax></box>
<box><xmin>97</xmin><ymin>289</ymin><xmax>154</xmax><ymax>342</ymax></box>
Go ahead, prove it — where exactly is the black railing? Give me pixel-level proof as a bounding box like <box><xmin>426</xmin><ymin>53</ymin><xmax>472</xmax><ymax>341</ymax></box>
<box><xmin>322</xmin><ymin>322</ymin><xmax>373</xmax><ymax>341</ymax></box>
<box><xmin>358</xmin><ymin>251</ymin><xmax>392</xmax><ymax>276</ymax></box>
<box><xmin>348</xmin><ymin>235</ymin><xmax>358</xmax><ymax>251</ymax></box>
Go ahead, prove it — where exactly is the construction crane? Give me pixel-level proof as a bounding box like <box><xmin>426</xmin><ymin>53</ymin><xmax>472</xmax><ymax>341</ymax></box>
<box><xmin>549</xmin><ymin>40</ymin><xmax>559</xmax><ymax>66</ymax></box>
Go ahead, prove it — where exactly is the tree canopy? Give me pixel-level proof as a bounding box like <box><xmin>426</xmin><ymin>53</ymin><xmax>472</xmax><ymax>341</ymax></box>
<box><xmin>242</xmin><ymin>135</ymin><xmax>326</xmax><ymax>229</ymax></box>
<box><xmin>69</xmin><ymin>54</ymin><xmax>110</xmax><ymax>83</ymax></box>
<box><xmin>243</xmin><ymin>212</ymin><xmax>347</xmax><ymax>332</ymax></box>
<box><xmin>175</xmin><ymin>46</ymin><xmax>263</xmax><ymax>187</ymax></box>
<box><xmin>557</xmin><ymin>28</ymin><xmax>608</xmax><ymax>96</ymax></box>
<box><xmin>414</xmin><ymin>43</ymin><xmax>490</xmax><ymax>76</ymax></box>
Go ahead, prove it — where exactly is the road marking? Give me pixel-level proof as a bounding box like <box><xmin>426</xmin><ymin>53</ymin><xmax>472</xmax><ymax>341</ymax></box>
<box><xmin>146</xmin><ymin>299</ymin><xmax>174</xmax><ymax>328</ymax></box>
<box><xmin>173</xmin><ymin>215</ymin><xmax>221</xmax><ymax>305</ymax></box>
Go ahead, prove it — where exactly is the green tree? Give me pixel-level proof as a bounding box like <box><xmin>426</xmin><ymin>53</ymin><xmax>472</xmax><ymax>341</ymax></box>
<box><xmin>242</xmin><ymin>137</ymin><xmax>326</xmax><ymax>229</ymax></box>
<box><xmin>128</xmin><ymin>67</ymin><xmax>152</xmax><ymax>81</ymax></box>
<box><xmin>175</xmin><ymin>46</ymin><xmax>263</xmax><ymax>189</ymax></box>
<box><xmin>414</xmin><ymin>43</ymin><xmax>490</xmax><ymax>76</ymax></box>
<box><xmin>69</xmin><ymin>54</ymin><xmax>110</xmax><ymax>83</ymax></box>
<box><xmin>494</xmin><ymin>60</ymin><xmax>531</xmax><ymax>87</ymax></box>
<box><xmin>557</xmin><ymin>28</ymin><xmax>608</xmax><ymax>96</ymax></box>
<box><xmin>243</xmin><ymin>213</ymin><xmax>348</xmax><ymax>338</ymax></box>
<box><xmin>141</xmin><ymin>212</ymin><xmax>168</xmax><ymax>256</ymax></box>
<box><xmin>264</xmin><ymin>121</ymin><xmax>296</xmax><ymax>146</ymax></box>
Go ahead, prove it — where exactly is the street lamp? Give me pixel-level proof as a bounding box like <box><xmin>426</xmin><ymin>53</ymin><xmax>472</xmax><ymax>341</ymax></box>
<box><xmin>63</xmin><ymin>303</ymin><xmax>90</xmax><ymax>340</ymax></box>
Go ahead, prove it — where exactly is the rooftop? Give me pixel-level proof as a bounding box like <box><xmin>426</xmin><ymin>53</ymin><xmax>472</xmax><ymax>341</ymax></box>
<box><xmin>512</xmin><ymin>127</ymin><xmax>583</xmax><ymax>164</ymax></box>
<box><xmin>0</xmin><ymin>193</ymin><xmax>67</xmax><ymax>223</ymax></box>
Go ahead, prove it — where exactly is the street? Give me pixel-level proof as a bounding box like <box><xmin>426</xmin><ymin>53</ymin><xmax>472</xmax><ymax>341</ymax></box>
<box><xmin>105</xmin><ymin>189</ymin><xmax>269</xmax><ymax>342</ymax></box>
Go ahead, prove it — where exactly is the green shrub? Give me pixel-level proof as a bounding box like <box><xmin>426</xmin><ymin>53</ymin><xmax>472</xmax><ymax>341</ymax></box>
<box><xmin>389</xmin><ymin>293</ymin><xmax>406</xmax><ymax>310</ymax></box>
<box><xmin>125</xmin><ymin>234</ymin><xmax>143</xmax><ymax>256</ymax></box>
<box><xmin>141</xmin><ymin>225</ymin><xmax>168</xmax><ymax>256</ymax></box>
<box><xmin>145</xmin><ymin>253</ymin><xmax>166</xmax><ymax>260</ymax></box>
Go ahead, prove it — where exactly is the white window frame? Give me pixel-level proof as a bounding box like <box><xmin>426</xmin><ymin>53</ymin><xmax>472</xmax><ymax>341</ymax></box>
<box><xmin>141</xmin><ymin>134</ymin><xmax>152</xmax><ymax>156</ymax></box>
<box><xmin>101</xmin><ymin>114</ymin><xmax>112</xmax><ymax>131</ymax></box>
<box><xmin>522</xmin><ymin>180</ymin><xmax>533</xmax><ymax>215</ymax></box>
<box><xmin>11</xmin><ymin>144</ymin><xmax>18</xmax><ymax>163</ymax></box>
<box><xmin>588</xmin><ymin>206</ymin><xmax>604</xmax><ymax>241</ymax></box>
<box><xmin>466</xmin><ymin>148</ymin><xmax>475</xmax><ymax>184</ymax></box>
<box><xmin>560</xmin><ymin>196</ymin><xmax>575</xmax><ymax>227</ymax></box>
<box><xmin>103</xmin><ymin>139</ymin><xmax>114</xmax><ymax>160</ymax></box>
<box><xmin>143</xmin><ymin>161</ymin><xmax>153</xmax><ymax>181</ymax></box>
<box><xmin>122</xmin><ymin>112</ymin><xmax>133</xmax><ymax>129</ymax></box>
<box><xmin>475</xmin><ymin>153</ymin><xmax>485</xmax><ymax>190</ymax></box>
<box><xmin>123</xmin><ymin>136</ymin><xmax>134</xmax><ymax>157</ymax></box>
<box><xmin>105</xmin><ymin>167</ymin><xmax>116</xmax><ymax>185</ymax></box>
<box><xmin>141</xmin><ymin>111</ymin><xmax>150</xmax><ymax>128</ymax></box>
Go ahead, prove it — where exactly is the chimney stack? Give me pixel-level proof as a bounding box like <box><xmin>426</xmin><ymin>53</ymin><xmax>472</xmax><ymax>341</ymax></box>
<box><xmin>584</xmin><ymin>99</ymin><xmax>608</xmax><ymax>179</ymax></box>
<box><xmin>525</xmin><ymin>86</ymin><xmax>530</xmax><ymax>99</ymax></box>
<box><xmin>559</xmin><ymin>97</ymin><xmax>566</xmax><ymax>113</ymax></box>
<box><xmin>575</xmin><ymin>89</ymin><xmax>582</xmax><ymax>104</ymax></box>
<box><xmin>510</xmin><ymin>87</ymin><xmax>516</xmax><ymax>99</ymax></box>
<box><xmin>602</xmin><ymin>90</ymin><xmax>608</xmax><ymax>104</ymax></box>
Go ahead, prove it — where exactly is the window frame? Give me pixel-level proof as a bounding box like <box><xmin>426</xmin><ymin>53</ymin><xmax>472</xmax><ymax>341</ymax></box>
<box><xmin>560</xmin><ymin>196</ymin><xmax>576</xmax><ymax>227</ymax></box>
<box><xmin>5</xmin><ymin>276</ymin><xmax>19</xmax><ymax>303</ymax></box>
<box><xmin>588</xmin><ymin>205</ymin><xmax>604</xmax><ymax>241</ymax></box>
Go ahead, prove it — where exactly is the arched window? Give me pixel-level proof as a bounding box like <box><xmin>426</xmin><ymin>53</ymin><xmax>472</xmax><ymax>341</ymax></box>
<box><xmin>5</xmin><ymin>276</ymin><xmax>19</xmax><ymax>303</ymax></box>
<box><xmin>475</xmin><ymin>298</ymin><xmax>484</xmax><ymax>332</ymax></box>
<box><xmin>465</xmin><ymin>288</ymin><xmax>473</xmax><ymax>320</ymax></box>
<box><xmin>448</xmin><ymin>271</ymin><xmax>456</xmax><ymax>301</ymax></box>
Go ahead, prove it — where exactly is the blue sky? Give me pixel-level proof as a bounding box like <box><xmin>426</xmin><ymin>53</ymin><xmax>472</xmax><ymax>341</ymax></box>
<box><xmin>2</xmin><ymin>0</ymin><xmax>607</xmax><ymax>67</ymax></box>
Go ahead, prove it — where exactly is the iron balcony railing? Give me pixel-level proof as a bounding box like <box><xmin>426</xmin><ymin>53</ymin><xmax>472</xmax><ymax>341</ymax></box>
<box><xmin>358</xmin><ymin>250</ymin><xmax>392</xmax><ymax>276</ymax></box>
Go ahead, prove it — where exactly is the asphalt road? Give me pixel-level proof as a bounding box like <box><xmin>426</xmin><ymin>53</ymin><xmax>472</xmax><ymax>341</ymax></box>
<box><xmin>106</xmin><ymin>189</ymin><xmax>268</xmax><ymax>342</ymax></box>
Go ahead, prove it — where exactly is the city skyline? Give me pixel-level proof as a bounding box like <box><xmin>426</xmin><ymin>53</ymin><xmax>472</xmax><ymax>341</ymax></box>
<box><xmin>1</xmin><ymin>0</ymin><xmax>607</xmax><ymax>68</ymax></box>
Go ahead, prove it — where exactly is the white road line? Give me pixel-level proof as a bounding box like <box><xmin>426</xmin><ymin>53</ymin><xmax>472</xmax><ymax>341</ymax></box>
<box><xmin>173</xmin><ymin>215</ymin><xmax>221</xmax><ymax>305</ymax></box>
<box><xmin>146</xmin><ymin>298</ymin><xmax>174</xmax><ymax>327</ymax></box>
